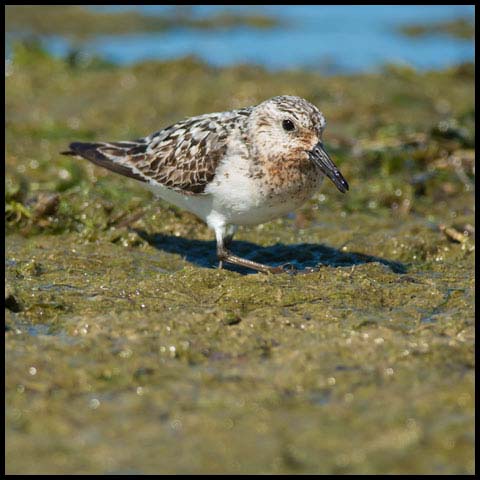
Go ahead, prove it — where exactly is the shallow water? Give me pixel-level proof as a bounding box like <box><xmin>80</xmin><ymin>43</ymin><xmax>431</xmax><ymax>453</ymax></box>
<box><xmin>6</xmin><ymin>5</ymin><xmax>475</xmax><ymax>73</ymax></box>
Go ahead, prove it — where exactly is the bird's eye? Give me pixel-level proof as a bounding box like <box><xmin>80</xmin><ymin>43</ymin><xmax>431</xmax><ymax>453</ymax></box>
<box><xmin>282</xmin><ymin>119</ymin><xmax>295</xmax><ymax>132</ymax></box>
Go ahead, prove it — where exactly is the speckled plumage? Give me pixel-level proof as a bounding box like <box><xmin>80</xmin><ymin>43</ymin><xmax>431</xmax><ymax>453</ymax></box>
<box><xmin>64</xmin><ymin>95</ymin><xmax>349</xmax><ymax>273</ymax></box>
<box><xmin>67</xmin><ymin>107</ymin><xmax>253</xmax><ymax>194</ymax></box>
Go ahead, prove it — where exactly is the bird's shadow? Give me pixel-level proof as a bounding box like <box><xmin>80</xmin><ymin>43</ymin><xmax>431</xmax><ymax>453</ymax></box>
<box><xmin>135</xmin><ymin>229</ymin><xmax>407</xmax><ymax>275</ymax></box>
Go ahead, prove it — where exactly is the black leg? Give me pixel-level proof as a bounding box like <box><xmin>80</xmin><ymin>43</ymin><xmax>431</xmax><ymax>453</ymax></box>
<box><xmin>218</xmin><ymin>228</ymin><xmax>235</xmax><ymax>270</ymax></box>
<box><xmin>223</xmin><ymin>233</ymin><xmax>234</xmax><ymax>250</ymax></box>
<box><xmin>217</xmin><ymin>244</ymin><xmax>292</xmax><ymax>274</ymax></box>
<box><xmin>214</xmin><ymin>225</ymin><xmax>315</xmax><ymax>274</ymax></box>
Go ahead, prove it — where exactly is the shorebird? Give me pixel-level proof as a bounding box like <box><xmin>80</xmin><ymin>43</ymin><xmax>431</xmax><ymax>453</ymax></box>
<box><xmin>63</xmin><ymin>95</ymin><xmax>349</xmax><ymax>273</ymax></box>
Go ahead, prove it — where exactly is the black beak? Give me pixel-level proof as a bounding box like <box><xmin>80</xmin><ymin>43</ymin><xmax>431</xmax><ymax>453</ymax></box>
<box><xmin>308</xmin><ymin>142</ymin><xmax>349</xmax><ymax>193</ymax></box>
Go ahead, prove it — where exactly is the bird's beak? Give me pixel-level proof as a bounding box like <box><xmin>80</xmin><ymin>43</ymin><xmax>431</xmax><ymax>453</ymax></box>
<box><xmin>308</xmin><ymin>142</ymin><xmax>349</xmax><ymax>193</ymax></box>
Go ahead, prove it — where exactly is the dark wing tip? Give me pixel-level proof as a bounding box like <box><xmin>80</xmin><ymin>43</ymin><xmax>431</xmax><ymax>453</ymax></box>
<box><xmin>61</xmin><ymin>142</ymin><xmax>99</xmax><ymax>156</ymax></box>
<box><xmin>61</xmin><ymin>141</ymin><xmax>147</xmax><ymax>183</ymax></box>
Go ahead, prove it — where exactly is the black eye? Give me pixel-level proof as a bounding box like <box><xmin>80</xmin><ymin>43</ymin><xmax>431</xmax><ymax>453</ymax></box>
<box><xmin>282</xmin><ymin>119</ymin><xmax>295</xmax><ymax>132</ymax></box>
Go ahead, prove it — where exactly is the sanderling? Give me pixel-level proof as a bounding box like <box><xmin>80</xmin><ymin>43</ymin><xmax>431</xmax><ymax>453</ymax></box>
<box><xmin>63</xmin><ymin>95</ymin><xmax>348</xmax><ymax>273</ymax></box>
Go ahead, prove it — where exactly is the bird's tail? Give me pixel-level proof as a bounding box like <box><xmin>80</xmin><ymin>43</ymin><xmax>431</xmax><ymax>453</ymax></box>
<box><xmin>61</xmin><ymin>141</ymin><xmax>148</xmax><ymax>183</ymax></box>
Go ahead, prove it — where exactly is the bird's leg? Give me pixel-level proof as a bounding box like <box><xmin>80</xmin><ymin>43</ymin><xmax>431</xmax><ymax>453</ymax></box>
<box><xmin>218</xmin><ymin>225</ymin><xmax>237</xmax><ymax>270</ymax></box>
<box><xmin>223</xmin><ymin>225</ymin><xmax>237</xmax><ymax>249</ymax></box>
<box><xmin>217</xmin><ymin>243</ymin><xmax>288</xmax><ymax>274</ymax></box>
<box><xmin>215</xmin><ymin>225</ymin><xmax>293</xmax><ymax>274</ymax></box>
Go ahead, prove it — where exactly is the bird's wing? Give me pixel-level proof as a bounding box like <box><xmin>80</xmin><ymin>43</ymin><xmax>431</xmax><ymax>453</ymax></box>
<box><xmin>63</xmin><ymin>108</ymin><xmax>252</xmax><ymax>195</ymax></box>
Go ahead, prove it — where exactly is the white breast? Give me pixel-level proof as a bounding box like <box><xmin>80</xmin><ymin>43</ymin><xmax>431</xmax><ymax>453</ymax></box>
<box><xmin>206</xmin><ymin>153</ymin><xmax>322</xmax><ymax>226</ymax></box>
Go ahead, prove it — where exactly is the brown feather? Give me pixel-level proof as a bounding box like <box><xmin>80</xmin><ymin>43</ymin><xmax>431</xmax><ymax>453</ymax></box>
<box><xmin>62</xmin><ymin>108</ymin><xmax>251</xmax><ymax>195</ymax></box>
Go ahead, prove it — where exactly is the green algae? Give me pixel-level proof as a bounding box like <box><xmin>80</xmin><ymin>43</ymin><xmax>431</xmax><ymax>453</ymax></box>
<box><xmin>5</xmin><ymin>42</ymin><xmax>474</xmax><ymax>474</ymax></box>
<box><xmin>399</xmin><ymin>17</ymin><xmax>475</xmax><ymax>40</ymax></box>
<box><xmin>6</xmin><ymin>6</ymin><xmax>281</xmax><ymax>41</ymax></box>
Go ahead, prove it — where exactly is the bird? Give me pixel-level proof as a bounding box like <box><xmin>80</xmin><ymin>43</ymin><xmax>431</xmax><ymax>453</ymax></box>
<box><xmin>62</xmin><ymin>95</ymin><xmax>349</xmax><ymax>274</ymax></box>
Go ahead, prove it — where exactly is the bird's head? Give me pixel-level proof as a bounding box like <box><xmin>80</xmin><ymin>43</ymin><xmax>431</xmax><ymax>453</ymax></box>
<box><xmin>249</xmin><ymin>95</ymin><xmax>349</xmax><ymax>193</ymax></box>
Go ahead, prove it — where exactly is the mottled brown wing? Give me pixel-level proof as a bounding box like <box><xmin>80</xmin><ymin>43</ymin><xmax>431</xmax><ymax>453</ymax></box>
<box><xmin>63</xmin><ymin>109</ymin><xmax>251</xmax><ymax>195</ymax></box>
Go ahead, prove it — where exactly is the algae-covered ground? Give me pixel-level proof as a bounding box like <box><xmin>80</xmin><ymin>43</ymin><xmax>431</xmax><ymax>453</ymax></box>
<box><xmin>399</xmin><ymin>17</ymin><xmax>475</xmax><ymax>40</ymax></box>
<box><xmin>5</xmin><ymin>39</ymin><xmax>475</xmax><ymax>474</ymax></box>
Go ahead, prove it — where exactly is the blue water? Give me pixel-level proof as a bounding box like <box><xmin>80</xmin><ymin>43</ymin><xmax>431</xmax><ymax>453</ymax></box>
<box><xmin>20</xmin><ymin>5</ymin><xmax>477</xmax><ymax>73</ymax></box>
